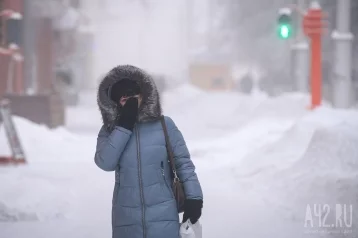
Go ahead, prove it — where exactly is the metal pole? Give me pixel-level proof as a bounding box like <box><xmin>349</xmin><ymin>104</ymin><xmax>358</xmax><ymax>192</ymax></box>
<box><xmin>291</xmin><ymin>0</ymin><xmax>309</xmax><ymax>92</ymax></box>
<box><xmin>23</xmin><ymin>0</ymin><xmax>37</xmax><ymax>94</ymax></box>
<box><xmin>139</xmin><ymin>7</ymin><xmax>146</xmax><ymax>69</ymax></box>
<box><xmin>331</xmin><ymin>0</ymin><xmax>354</xmax><ymax>108</ymax></box>
<box><xmin>207</xmin><ymin>0</ymin><xmax>214</xmax><ymax>54</ymax></box>
<box><xmin>185</xmin><ymin>0</ymin><xmax>192</xmax><ymax>83</ymax></box>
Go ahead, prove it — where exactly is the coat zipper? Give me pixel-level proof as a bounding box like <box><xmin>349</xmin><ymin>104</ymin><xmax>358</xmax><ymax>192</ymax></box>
<box><xmin>160</xmin><ymin>161</ymin><xmax>174</xmax><ymax>198</ymax></box>
<box><xmin>136</xmin><ymin>126</ymin><xmax>146</xmax><ymax>238</ymax></box>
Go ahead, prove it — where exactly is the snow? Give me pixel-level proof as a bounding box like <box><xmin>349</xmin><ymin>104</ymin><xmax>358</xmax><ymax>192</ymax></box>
<box><xmin>291</xmin><ymin>42</ymin><xmax>310</xmax><ymax>50</ymax></box>
<box><xmin>53</xmin><ymin>7</ymin><xmax>80</xmax><ymax>30</ymax></box>
<box><xmin>309</xmin><ymin>1</ymin><xmax>321</xmax><ymax>9</ymax></box>
<box><xmin>1</xmin><ymin>84</ymin><xmax>358</xmax><ymax>238</ymax></box>
<box><xmin>92</xmin><ymin>0</ymin><xmax>189</xmax><ymax>86</ymax></box>
<box><xmin>278</xmin><ymin>8</ymin><xmax>292</xmax><ymax>15</ymax></box>
<box><xmin>331</xmin><ymin>30</ymin><xmax>354</xmax><ymax>40</ymax></box>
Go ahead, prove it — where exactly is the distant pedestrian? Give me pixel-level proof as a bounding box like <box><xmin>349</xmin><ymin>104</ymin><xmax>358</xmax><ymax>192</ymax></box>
<box><xmin>238</xmin><ymin>73</ymin><xmax>254</xmax><ymax>94</ymax></box>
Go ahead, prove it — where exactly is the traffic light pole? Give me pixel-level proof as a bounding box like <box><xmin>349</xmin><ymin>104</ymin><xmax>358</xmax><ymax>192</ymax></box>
<box><xmin>291</xmin><ymin>0</ymin><xmax>309</xmax><ymax>92</ymax></box>
<box><xmin>282</xmin><ymin>1</ymin><xmax>353</xmax><ymax>109</ymax></box>
<box><xmin>331</xmin><ymin>0</ymin><xmax>354</xmax><ymax>108</ymax></box>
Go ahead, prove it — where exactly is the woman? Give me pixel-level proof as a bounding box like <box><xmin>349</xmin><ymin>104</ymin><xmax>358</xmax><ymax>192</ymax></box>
<box><xmin>95</xmin><ymin>65</ymin><xmax>203</xmax><ymax>238</ymax></box>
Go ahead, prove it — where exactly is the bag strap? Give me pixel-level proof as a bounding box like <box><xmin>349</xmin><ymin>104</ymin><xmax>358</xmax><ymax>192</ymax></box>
<box><xmin>160</xmin><ymin>116</ymin><xmax>180</xmax><ymax>181</ymax></box>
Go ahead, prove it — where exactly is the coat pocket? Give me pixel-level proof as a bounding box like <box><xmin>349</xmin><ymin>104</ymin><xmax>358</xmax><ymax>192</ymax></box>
<box><xmin>160</xmin><ymin>161</ymin><xmax>174</xmax><ymax>199</ymax></box>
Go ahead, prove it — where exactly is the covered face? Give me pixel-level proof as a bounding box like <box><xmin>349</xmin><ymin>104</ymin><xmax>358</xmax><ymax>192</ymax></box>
<box><xmin>97</xmin><ymin>65</ymin><xmax>162</xmax><ymax>132</ymax></box>
<box><xmin>109</xmin><ymin>78</ymin><xmax>141</xmax><ymax>106</ymax></box>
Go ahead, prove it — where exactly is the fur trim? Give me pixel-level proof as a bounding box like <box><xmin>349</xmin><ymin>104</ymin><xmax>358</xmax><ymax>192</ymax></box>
<box><xmin>97</xmin><ymin>65</ymin><xmax>162</xmax><ymax>131</ymax></box>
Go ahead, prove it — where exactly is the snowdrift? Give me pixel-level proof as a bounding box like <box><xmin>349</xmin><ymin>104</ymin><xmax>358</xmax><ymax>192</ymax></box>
<box><xmin>0</xmin><ymin>117</ymin><xmax>97</xmax><ymax>221</ymax></box>
<box><xmin>230</xmin><ymin>107</ymin><xmax>358</xmax><ymax>236</ymax></box>
<box><xmin>0</xmin><ymin>201</ymin><xmax>38</xmax><ymax>222</ymax></box>
<box><xmin>0</xmin><ymin>171</ymin><xmax>73</xmax><ymax>222</ymax></box>
<box><xmin>1</xmin><ymin>84</ymin><xmax>358</xmax><ymax>238</ymax></box>
<box><xmin>163</xmin><ymin>84</ymin><xmax>270</xmax><ymax>140</ymax></box>
<box><xmin>274</xmin><ymin>124</ymin><xmax>358</xmax><ymax>225</ymax></box>
<box><xmin>0</xmin><ymin>116</ymin><xmax>86</xmax><ymax>162</ymax></box>
<box><xmin>163</xmin><ymin>85</ymin><xmax>358</xmax><ymax>236</ymax></box>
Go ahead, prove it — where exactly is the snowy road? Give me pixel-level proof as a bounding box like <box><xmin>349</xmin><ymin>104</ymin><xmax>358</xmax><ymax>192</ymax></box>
<box><xmin>1</xmin><ymin>85</ymin><xmax>358</xmax><ymax>238</ymax></box>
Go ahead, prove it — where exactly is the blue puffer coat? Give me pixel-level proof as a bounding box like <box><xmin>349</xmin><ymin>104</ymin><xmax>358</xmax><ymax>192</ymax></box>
<box><xmin>95</xmin><ymin>65</ymin><xmax>203</xmax><ymax>238</ymax></box>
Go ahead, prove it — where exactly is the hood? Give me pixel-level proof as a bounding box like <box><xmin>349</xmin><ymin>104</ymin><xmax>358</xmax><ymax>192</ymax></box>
<box><xmin>97</xmin><ymin>65</ymin><xmax>162</xmax><ymax>131</ymax></box>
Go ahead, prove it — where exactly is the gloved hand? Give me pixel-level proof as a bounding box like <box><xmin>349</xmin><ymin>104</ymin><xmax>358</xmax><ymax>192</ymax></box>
<box><xmin>116</xmin><ymin>97</ymin><xmax>138</xmax><ymax>131</ymax></box>
<box><xmin>182</xmin><ymin>199</ymin><xmax>203</xmax><ymax>224</ymax></box>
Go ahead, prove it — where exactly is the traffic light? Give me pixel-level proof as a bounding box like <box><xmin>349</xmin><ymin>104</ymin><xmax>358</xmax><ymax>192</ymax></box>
<box><xmin>277</xmin><ymin>8</ymin><xmax>293</xmax><ymax>39</ymax></box>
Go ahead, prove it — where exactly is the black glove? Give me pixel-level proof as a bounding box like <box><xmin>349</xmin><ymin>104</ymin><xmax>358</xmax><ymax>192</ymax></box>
<box><xmin>116</xmin><ymin>97</ymin><xmax>138</xmax><ymax>131</ymax></box>
<box><xmin>182</xmin><ymin>199</ymin><xmax>203</xmax><ymax>224</ymax></box>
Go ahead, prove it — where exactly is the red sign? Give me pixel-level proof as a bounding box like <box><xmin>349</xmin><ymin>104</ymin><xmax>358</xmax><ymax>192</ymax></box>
<box><xmin>303</xmin><ymin>8</ymin><xmax>327</xmax><ymax>37</ymax></box>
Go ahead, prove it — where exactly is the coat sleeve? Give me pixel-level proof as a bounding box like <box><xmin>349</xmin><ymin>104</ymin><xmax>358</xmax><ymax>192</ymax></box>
<box><xmin>165</xmin><ymin>116</ymin><xmax>203</xmax><ymax>200</ymax></box>
<box><xmin>94</xmin><ymin>125</ymin><xmax>132</xmax><ymax>171</ymax></box>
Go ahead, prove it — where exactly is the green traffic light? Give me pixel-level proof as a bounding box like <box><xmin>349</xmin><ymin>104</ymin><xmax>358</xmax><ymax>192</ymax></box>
<box><xmin>280</xmin><ymin>25</ymin><xmax>289</xmax><ymax>38</ymax></box>
<box><xmin>278</xmin><ymin>24</ymin><xmax>291</xmax><ymax>39</ymax></box>
<box><xmin>277</xmin><ymin>9</ymin><xmax>293</xmax><ymax>39</ymax></box>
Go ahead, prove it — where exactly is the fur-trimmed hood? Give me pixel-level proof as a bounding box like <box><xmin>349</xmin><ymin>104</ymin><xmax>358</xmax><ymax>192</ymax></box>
<box><xmin>97</xmin><ymin>65</ymin><xmax>162</xmax><ymax>131</ymax></box>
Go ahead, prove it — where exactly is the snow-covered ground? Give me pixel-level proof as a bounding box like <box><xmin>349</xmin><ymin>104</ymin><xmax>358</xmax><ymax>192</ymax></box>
<box><xmin>1</xmin><ymin>84</ymin><xmax>358</xmax><ymax>238</ymax></box>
